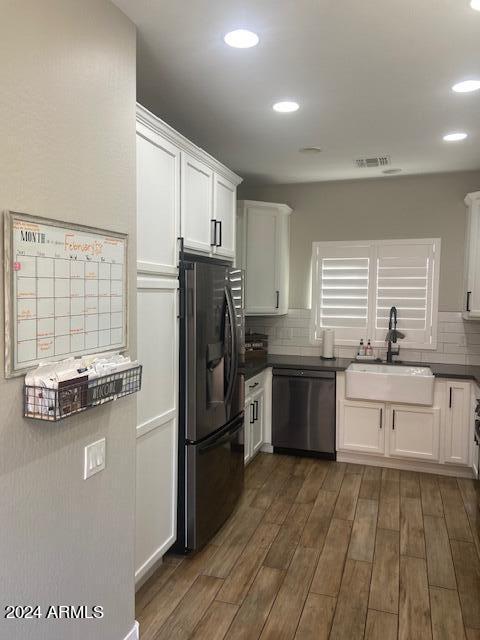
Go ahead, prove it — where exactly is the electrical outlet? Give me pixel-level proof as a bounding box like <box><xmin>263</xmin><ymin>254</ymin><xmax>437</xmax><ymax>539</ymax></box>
<box><xmin>84</xmin><ymin>438</ymin><xmax>106</xmax><ymax>479</ymax></box>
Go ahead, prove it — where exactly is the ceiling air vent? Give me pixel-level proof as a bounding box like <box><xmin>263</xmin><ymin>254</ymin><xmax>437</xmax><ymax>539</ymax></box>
<box><xmin>355</xmin><ymin>156</ymin><xmax>391</xmax><ymax>168</ymax></box>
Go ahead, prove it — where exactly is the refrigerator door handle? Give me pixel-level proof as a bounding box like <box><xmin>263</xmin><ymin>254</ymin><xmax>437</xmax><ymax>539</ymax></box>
<box><xmin>198</xmin><ymin>418</ymin><xmax>244</xmax><ymax>453</ymax></box>
<box><xmin>224</xmin><ymin>285</ymin><xmax>238</xmax><ymax>404</ymax></box>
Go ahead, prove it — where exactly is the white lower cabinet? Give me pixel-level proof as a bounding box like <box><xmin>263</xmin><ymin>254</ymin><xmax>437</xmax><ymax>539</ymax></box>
<box><xmin>337</xmin><ymin>372</ymin><xmax>474</xmax><ymax>472</ymax></box>
<box><xmin>338</xmin><ymin>400</ymin><xmax>385</xmax><ymax>455</ymax></box>
<box><xmin>443</xmin><ymin>380</ymin><xmax>471</xmax><ymax>465</ymax></box>
<box><xmin>243</xmin><ymin>369</ymin><xmax>271</xmax><ymax>464</ymax></box>
<box><xmin>389</xmin><ymin>404</ymin><xmax>440</xmax><ymax>461</ymax></box>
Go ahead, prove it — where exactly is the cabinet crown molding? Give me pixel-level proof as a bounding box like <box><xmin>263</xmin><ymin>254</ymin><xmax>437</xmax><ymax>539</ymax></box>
<box><xmin>465</xmin><ymin>191</ymin><xmax>480</xmax><ymax>206</ymax></box>
<box><xmin>238</xmin><ymin>199</ymin><xmax>293</xmax><ymax>215</ymax></box>
<box><xmin>136</xmin><ymin>103</ymin><xmax>243</xmax><ymax>187</ymax></box>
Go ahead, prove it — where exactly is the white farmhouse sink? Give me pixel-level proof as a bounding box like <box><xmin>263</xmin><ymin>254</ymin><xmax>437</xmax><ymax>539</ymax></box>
<box><xmin>346</xmin><ymin>363</ymin><xmax>434</xmax><ymax>406</ymax></box>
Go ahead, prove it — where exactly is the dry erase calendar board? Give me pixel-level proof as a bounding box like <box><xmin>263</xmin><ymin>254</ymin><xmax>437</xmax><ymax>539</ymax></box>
<box><xmin>4</xmin><ymin>211</ymin><xmax>128</xmax><ymax>377</ymax></box>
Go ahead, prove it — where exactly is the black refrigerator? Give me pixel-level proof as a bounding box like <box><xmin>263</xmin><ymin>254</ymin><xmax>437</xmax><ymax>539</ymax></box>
<box><xmin>174</xmin><ymin>254</ymin><xmax>245</xmax><ymax>553</ymax></box>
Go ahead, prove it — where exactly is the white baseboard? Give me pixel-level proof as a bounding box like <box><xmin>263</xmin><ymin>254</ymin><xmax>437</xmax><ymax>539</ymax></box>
<box><xmin>124</xmin><ymin>621</ymin><xmax>139</xmax><ymax>640</ymax></box>
<box><xmin>336</xmin><ymin>452</ymin><xmax>474</xmax><ymax>478</ymax></box>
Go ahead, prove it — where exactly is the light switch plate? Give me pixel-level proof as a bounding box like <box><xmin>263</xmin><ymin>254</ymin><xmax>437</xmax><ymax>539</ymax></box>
<box><xmin>84</xmin><ymin>438</ymin><xmax>106</xmax><ymax>479</ymax></box>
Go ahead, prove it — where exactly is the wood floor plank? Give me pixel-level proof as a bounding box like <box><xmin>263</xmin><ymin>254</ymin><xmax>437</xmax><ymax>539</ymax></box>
<box><xmin>154</xmin><ymin>575</ymin><xmax>223</xmax><ymax>640</ymax></box>
<box><xmin>205</xmin><ymin>508</ymin><xmax>265</xmax><ymax>578</ymax></box>
<box><xmin>400</xmin><ymin>470</ymin><xmax>421</xmax><ymax>499</ymax></box>
<box><xmin>364</xmin><ymin>610</ymin><xmax>398</xmax><ymax>640</ymax></box>
<box><xmin>369</xmin><ymin>527</ymin><xmax>399</xmax><ymax>614</ymax></box>
<box><xmin>295</xmin><ymin>462</ymin><xmax>328</xmax><ymax>504</ymax></box>
<box><xmin>399</xmin><ymin>555</ymin><xmax>432</xmax><ymax>640</ymax></box>
<box><xmin>450</xmin><ymin>539</ymin><xmax>480</xmax><ymax>629</ymax></box>
<box><xmin>216</xmin><ymin>523</ymin><xmax>280</xmax><ymax>606</ymax></box>
<box><xmin>438</xmin><ymin>476</ymin><xmax>473</xmax><ymax>542</ymax></box>
<box><xmin>466</xmin><ymin>629</ymin><xmax>480</xmax><ymax>640</ymax></box>
<box><xmin>190</xmin><ymin>601</ymin><xmax>239</xmax><ymax>640</ymax></box>
<box><xmin>420</xmin><ymin>474</ymin><xmax>444</xmax><ymax>518</ymax></box>
<box><xmin>429</xmin><ymin>586</ymin><xmax>466</xmax><ymax>640</ymax></box>
<box><xmin>378</xmin><ymin>467</ymin><xmax>400</xmax><ymax>531</ymax></box>
<box><xmin>263</xmin><ymin>498</ymin><xmax>294</xmax><ymax>526</ymax></box>
<box><xmin>423</xmin><ymin>515</ymin><xmax>456</xmax><ymax>589</ymax></box>
<box><xmin>299</xmin><ymin>489</ymin><xmax>337</xmax><ymax>550</ymax></box>
<box><xmin>138</xmin><ymin>544</ymin><xmax>219</xmax><ymax>640</ymax></box>
<box><xmin>251</xmin><ymin>461</ymin><xmax>293</xmax><ymax>511</ymax></box>
<box><xmin>345</xmin><ymin>463</ymin><xmax>365</xmax><ymax>474</ymax></box>
<box><xmin>359</xmin><ymin>466</ymin><xmax>382</xmax><ymax>501</ymax></box>
<box><xmin>400</xmin><ymin>496</ymin><xmax>425</xmax><ymax>558</ymax></box>
<box><xmin>310</xmin><ymin>518</ymin><xmax>352</xmax><ymax>597</ymax></box>
<box><xmin>224</xmin><ymin>566</ymin><xmax>284</xmax><ymax>640</ymax></box>
<box><xmin>136</xmin><ymin>561</ymin><xmax>179</xmax><ymax>615</ymax></box>
<box><xmin>457</xmin><ymin>477</ymin><xmax>480</xmax><ymax>557</ymax></box>
<box><xmin>263</xmin><ymin>502</ymin><xmax>312</xmax><ymax>571</ymax></box>
<box><xmin>348</xmin><ymin>498</ymin><xmax>378</xmax><ymax>563</ymax></box>
<box><xmin>292</xmin><ymin>457</ymin><xmax>315</xmax><ymax>478</ymax></box>
<box><xmin>329</xmin><ymin>559</ymin><xmax>372</xmax><ymax>640</ymax></box>
<box><xmin>293</xmin><ymin>593</ymin><xmax>336</xmax><ymax>640</ymax></box>
<box><xmin>322</xmin><ymin>461</ymin><xmax>346</xmax><ymax>493</ymax></box>
<box><xmin>260</xmin><ymin>546</ymin><xmax>319</xmax><ymax>640</ymax></box>
<box><xmin>332</xmin><ymin>472</ymin><xmax>362</xmax><ymax>520</ymax></box>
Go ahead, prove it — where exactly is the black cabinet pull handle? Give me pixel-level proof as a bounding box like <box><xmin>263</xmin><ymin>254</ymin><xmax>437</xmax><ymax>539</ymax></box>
<box><xmin>379</xmin><ymin>408</ymin><xmax>383</xmax><ymax>429</ymax></box>
<box><xmin>392</xmin><ymin>409</ymin><xmax>396</xmax><ymax>430</ymax></box>
<box><xmin>466</xmin><ymin>291</ymin><xmax>471</xmax><ymax>312</ymax></box>
<box><xmin>449</xmin><ymin>387</ymin><xmax>453</xmax><ymax>409</ymax></box>
<box><xmin>249</xmin><ymin>382</ymin><xmax>259</xmax><ymax>389</ymax></box>
<box><xmin>254</xmin><ymin>400</ymin><xmax>259</xmax><ymax>421</ymax></box>
<box><xmin>211</xmin><ymin>219</ymin><xmax>217</xmax><ymax>246</ymax></box>
<box><xmin>275</xmin><ymin>290</ymin><xmax>280</xmax><ymax>309</ymax></box>
<box><xmin>216</xmin><ymin>220</ymin><xmax>222</xmax><ymax>247</ymax></box>
<box><xmin>250</xmin><ymin>403</ymin><xmax>255</xmax><ymax>424</ymax></box>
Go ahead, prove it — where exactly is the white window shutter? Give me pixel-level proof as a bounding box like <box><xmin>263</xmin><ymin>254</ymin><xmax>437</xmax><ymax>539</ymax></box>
<box><xmin>312</xmin><ymin>242</ymin><xmax>372</xmax><ymax>344</ymax></box>
<box><xmin>373</xmin><ymin>240</ymin><xmax>440</xmax><ymax>349</ymax></box>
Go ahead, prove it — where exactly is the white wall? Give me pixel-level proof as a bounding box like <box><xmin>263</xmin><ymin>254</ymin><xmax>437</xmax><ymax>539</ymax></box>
<box><xmin>0</xmin><ymin>2</ymin><xmax>137</xmax><ymax>639</ymax></box>
<box><xmin>239</xmin><ymin>170</ymin><xmax>480</xmax><ymax>311</ymax></box>
<box><xmin>247</xmin><ymin>310</ymin><xmax>480</xmax><ymax>366</ymax></box>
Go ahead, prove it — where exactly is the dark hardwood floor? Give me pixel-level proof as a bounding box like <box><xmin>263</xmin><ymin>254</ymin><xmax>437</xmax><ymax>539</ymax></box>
<box><xmin>136</xmin><ymin>453</ymin><xmax>480</xmax><ymax>640</ymax></box>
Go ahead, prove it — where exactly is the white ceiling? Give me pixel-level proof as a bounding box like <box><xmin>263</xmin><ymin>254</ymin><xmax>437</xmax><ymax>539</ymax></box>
<box><xmin>113</xmin><ymin>0</ymin><xmax>480</xmax><ymax>184</ymax></box>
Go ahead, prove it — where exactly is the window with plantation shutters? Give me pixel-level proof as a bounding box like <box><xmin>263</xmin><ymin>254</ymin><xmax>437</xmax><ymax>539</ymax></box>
<box><xmin>312</xmin><ymin>239</ymin><xmax>440</xmax><ymax>349</ymax></box>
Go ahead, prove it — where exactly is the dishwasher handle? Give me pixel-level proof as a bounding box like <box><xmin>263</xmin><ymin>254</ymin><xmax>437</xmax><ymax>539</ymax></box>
<box><xmin>272</xmin><ymin>368</ymin><xmax>335</xmax><ymax>379</ymax></box>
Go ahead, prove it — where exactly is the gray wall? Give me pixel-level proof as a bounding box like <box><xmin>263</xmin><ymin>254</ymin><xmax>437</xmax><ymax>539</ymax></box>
<box><xmin>239</xmin><ymin>171</ymin><xmax>480</xmax><ymax>311</ymax></box>
<box><xmin>0</xmin><ymin>2</ymin><xmax>136</xmax><ymax>640</ymax></box>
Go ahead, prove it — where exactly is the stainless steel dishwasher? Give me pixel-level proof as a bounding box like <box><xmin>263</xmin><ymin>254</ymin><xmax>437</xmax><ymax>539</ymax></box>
<box><xmin>272</xmin><ymin>368</ymin><xmax>336</xmax><ymax>459</ymax></box>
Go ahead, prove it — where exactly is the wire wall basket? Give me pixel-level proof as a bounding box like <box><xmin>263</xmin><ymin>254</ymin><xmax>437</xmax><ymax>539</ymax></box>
<box><xmin>24</xmin><ymin>365</ymin><xmax>142</xmax><ymax>422</ymax></box>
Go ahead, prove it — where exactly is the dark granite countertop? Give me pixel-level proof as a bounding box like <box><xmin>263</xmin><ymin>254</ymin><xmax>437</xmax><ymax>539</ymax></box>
<box><xmin>243</xmin><ymin>354</ymin><xmax>480</xmax><ymax>385</ymax></box>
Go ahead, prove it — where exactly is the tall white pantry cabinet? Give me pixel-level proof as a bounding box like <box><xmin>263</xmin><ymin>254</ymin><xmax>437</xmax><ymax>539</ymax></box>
<box><xmin>135</xmin><ymin>104</ymin><xmax>241</xmax><ymax>584</ymax></box>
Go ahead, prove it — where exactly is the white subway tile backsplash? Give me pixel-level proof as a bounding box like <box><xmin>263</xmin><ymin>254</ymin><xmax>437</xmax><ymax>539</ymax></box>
<box><xmin>246</xmin><ymin>309</ymin><xmax>480</xmax><ymax>365</ymax></box>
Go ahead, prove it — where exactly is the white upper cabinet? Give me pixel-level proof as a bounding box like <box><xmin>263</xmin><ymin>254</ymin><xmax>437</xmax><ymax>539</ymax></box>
<box><xmin>463</xmin><ymin>191</ymin><xmax>480</xmax><ymax>319</ymax></box>
<box><xmin>136</xmin><ymin>123</ymin><xmax>180</xmax><ymax>276</ymax></box>
<box><xmin>181</xmin><ymin>153</ymin><xmax>214</xmax><ymax>254</ymax></box>
<box><xmin>237</xmin><ymin>200</ymin><xmax>292</xmax><ymax>315</ymax></box>
<box><xmin>213</xmin><ymin>173</ymin><xmax>236</xmax><ymax>258</ymax></box>
<box><xmin>137</xmin><ymin>104</ymin><xmax>242</xmax><ymax>263</ymax></box>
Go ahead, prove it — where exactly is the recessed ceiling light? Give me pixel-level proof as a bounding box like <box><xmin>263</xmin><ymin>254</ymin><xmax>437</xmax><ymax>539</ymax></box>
<box><xmin>299</xmin><ymin>146</ymin><xmax>322</xmax><ymax>154</ymax></box>
<box><xmin>383</xmin><ymin>168</ymin><xmax>402</xmax><ymax>175</ymax></box>
<box><xmin>470</xmin><ymin>0</ymin><xmax>480</xmax><ymax>11</ymax></box>
<box><xmin>452</xmin><ymin>80</ymin><xmax>480</xmax><ymax>93</ymax></box>
<box><xmin>224</xmin><ymin>29</ymin><xmax>259</xmax><ymax>48</ymax></box>
<box><xmin>273</xmin><ymin>101</ymin><xmax>299</xmax><ymax>113</ymax></box>
<box><xmin>443</xmin><ymin>132</ymin><xmax>468</xmax><ymax>142</ymax></box>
